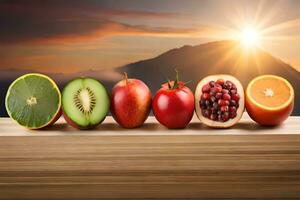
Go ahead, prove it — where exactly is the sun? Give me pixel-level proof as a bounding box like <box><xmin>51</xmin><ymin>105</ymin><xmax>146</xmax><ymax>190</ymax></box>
<box><xmin>239</xmin><ymin>26</ymin><xmax>261</xmax><ymax>47</ymax></box>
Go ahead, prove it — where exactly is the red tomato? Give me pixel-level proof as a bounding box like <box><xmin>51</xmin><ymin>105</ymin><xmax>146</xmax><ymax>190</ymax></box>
<box><xmin>152</xmin><ymin>74</ymin><xmax>194</xmax><ymax>129</ymax></box>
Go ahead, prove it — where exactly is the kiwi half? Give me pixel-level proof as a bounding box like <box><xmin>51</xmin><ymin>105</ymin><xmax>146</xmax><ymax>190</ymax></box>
<box><xmin>62</xmin><ymin>77</ymin><xmax>110</xmax><ymax>129</ymax></box>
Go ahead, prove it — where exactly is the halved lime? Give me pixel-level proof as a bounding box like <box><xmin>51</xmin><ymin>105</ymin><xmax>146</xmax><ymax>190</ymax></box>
<box><xmin>5</xmin><ymin>73</ymin><xmax>61</xmax><ymax>129</ymax></box>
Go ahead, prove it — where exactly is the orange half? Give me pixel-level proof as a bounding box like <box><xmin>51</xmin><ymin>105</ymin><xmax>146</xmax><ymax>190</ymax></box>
<box><xmin>246</xmin><ymin>75</ymin><xmax>294</xmax><ymax>126</ymax></box>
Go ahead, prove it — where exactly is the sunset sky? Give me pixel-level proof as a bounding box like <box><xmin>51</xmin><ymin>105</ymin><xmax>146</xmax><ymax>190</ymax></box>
<box><xmin>0</xmin><ymin>0</ymin><xmax>300</xmax><ymax>73</ymax></box>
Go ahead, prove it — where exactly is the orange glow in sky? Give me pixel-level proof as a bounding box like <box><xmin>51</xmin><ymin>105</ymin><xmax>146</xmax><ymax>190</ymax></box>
<box><xmin>0</xmin><ymin>0</ymin><xmax>300</xmax><ymax>72</ymax></box>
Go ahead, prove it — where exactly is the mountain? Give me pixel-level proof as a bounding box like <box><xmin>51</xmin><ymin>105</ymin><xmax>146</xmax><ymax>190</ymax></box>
<box><xmin>1</xmin><ymin>40</ymin><xmax>299</xmax><ymax>116</ymax></box>
<box><xmin>119</xmin><ymin>40</ymin><xmax>300</xmax><ymax>115</ymax></box>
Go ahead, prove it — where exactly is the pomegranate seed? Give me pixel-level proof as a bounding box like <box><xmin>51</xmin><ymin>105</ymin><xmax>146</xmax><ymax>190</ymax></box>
<box><xmin>230</xmin><ymin>89</ymin><xmax>237</xmax><ymax>94</ymax></box>
<box><xmin>211</xmin><ymin>108</ymin><xmax>217</xmax><ymax>114</ymax></box>
<box><xmin>216</xmin><ymin>92</ymin><xmax>222</xmax><ymax>99</ymax></box>
<box><xmin>210</xmin><ymin>114</ymin><xmax>217</xmax><ymax>120</ymax></box>
<box><xmin>222</xmin><ymin>112</ymin><xmax>230</xmax><ymax>122</ymax></box>
<box><xmin>216</xmin><ymin>79</ymin><xmax>224</xmax><ymax>85</ymax></box>
<box><xmin>232</xmin><ymin>93</ymin><xmax>240</xmax><ymax>102</ymax></box>
<box><xmin>218</xmin><ymin>99</ymin><xmax>229</xmax><ymax>106</ymax></box>
<box><xmin>218</xmin><ymin>99</ymin><xmax>225</xmax><ymax>106</ymax></box>
<box><xmin>210</xmin><ymin>88</ymin><xmax>218</xmax><ymax>95</ymax></box>
<box><xmin>201</xmin><ymin>92</ymin><xmax>210</xmax><ymax>100</ymax></box>
<box><xmin>229</xmin><ymin>112</ymin><xmax>237</xmax><ymax>119</ymax></box>
<box><xmin>209</xmin><ymin>81</ymin><xmax>215</xmax><ymax>87</ymax></box>
<box><xmin>225</xmin><ymin>100</ymin><xmax>230</xmax><ymax>106</ymax></box>
<box><xmin>212</xmin><ymin>102</ymin><xmax>218</xmax><ymax>109</ymax></box>
<box><xmin>215</xmin><ymin>86</ymin><xmax>222</xmax><ymax>93</ymax></box>
<box><xmin>223</xmin><ymin>93</ymin><xmax>231</xmax><ymax>101</ymax></box>
<box><xmin>229</xmin><ymin>106</ymin><xmax>236</xmax><ymax>113</ymax></box>
<box><xmin>200</xmin><ymin>99</ymin><xmax>205</xmax><ymax>105</ymax></box>
<box><xmin>221</xmin><ymin>106</ymin><xmax>229</xmax><ymax>112</ymax></box>
<box><xmin>226</xmin><ymin>80</ymin><xmax>233</xmax><ymax>86</ymax></box>
<box><xmin>230</xmin><ymin>100</ymin><xmax>236</xmax><ymax>106</ymax></box>
<box><xmin>200</xmin><ymin>104</ymin><xmax>206</xmax><ymax>110</ymax></box>
<box><xmin>202</xmin><ymin>84</ymin><xmax>210</xmax><ymax>93</ymax></box>
<box><xmin>222</xmin><ymin>89</ymin><xmax>229</xmax><ymax>94</ymax></box>
<box><xmin>218</xmin><ymin>115</ymin><xmax>222</xmax><ymax>121</ymax></box>
<box><xmin>202</xmin><ymin>109</ymin><xmax>211</xmax><ymax>117</ymax></box>
<box><xmin>205</xmin><ymin>100</ymin><xmax>210</xmax><ymax>107</ymax></box>
<box><xmin>210</xmin><ymin>96</ymin><xmax>217</xmax><ymax>102</ymax></box>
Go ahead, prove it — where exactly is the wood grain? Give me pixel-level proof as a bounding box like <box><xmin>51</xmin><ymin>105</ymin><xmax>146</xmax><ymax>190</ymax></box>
<box><xmin>0</xmin><ymin>114</ymin><xmax>300</xmax><ymax>199</ymax></box>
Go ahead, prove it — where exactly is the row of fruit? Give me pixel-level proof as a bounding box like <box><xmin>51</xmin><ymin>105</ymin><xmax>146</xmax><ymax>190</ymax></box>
<box><xmin>5</xmin><ymin>71</ymin><xmax>294</xmax><ymax>130</ymax></box>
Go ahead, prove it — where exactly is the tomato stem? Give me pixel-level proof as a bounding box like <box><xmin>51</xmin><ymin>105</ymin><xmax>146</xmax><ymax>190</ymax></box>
<box><xmin>172</xmin><ymin>69</ymin><xmax>180</xmax><ymax>89</ymax></box>
<box><xmin>167</xmin><ymin>79</ymin><xmax>172</xmax><ymax>89</ymax></box>
<box><xmin>184</xmin><ymin>80</ymin><xmax>192</xmax><ymax>85</ymax></box>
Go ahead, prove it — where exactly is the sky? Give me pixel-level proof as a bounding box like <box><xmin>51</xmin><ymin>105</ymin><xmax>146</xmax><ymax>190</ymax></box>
<box><xmin>0</xmin><ymin>0</ymin><xmax>300</xmax><ymax>73</ymax></box>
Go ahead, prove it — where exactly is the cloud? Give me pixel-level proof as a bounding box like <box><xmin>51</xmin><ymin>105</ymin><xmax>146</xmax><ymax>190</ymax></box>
<box><xmin>99</xmin><ymin>9</ymin><xmax>181</xmax><ymax>19</ymax></box>
<box><xmin>0</xmin><ymin>0</ymin><xmax>195</xmax><ymax>45</ymax></box>
<box><xmin>29</xmin><ymin>21</ymin><xmax>216</xmax><ymax>45</ymax></box>
<box><xmin>0</xmin><ymin>1</ymin><xmax>180</xmax><ymax>19</ymax></box>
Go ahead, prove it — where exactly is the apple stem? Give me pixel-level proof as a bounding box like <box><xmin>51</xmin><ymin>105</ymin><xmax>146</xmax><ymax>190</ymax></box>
<box><xmin>123</xmin><ymin>72</ymin><xmax>128</xmax><ymax>84</ymax></box>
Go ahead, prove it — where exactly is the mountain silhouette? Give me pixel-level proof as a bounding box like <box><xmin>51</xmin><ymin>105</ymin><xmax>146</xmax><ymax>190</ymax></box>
<box><xmin>119</xmin><ymin>40</ymin><xmax>300</xmax><ymax>115</ymax></box>
<box><xmin>0</xmin><ymin>40</ymin><xmax>299</xmax><ymax>116</ymax></box>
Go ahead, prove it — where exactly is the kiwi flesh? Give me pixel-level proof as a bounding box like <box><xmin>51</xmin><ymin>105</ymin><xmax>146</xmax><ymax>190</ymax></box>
<box><xmin>73</xmin><ymin>87</ymin><xmax>96</xmax><ymax>115</ymax></box>
<box><xmin>62</xmin><ymin>77</ymin><xmax>110</xmax><ymax>129</ymax></box>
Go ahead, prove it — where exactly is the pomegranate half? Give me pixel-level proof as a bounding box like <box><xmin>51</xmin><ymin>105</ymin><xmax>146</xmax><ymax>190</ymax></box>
<box><xmin>195</xmin><ymin>74</ymin><xmax>245</xmax><ymax>128</ymax></box>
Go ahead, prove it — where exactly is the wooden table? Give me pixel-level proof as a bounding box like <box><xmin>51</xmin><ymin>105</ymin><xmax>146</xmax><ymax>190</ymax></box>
<box><xmin>0</xmin><ymin>114</ymin><xmax>300</xmax><ymax>199</ymax></box>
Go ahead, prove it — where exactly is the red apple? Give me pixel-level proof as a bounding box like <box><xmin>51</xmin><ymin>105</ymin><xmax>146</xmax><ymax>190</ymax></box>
<box><xmin>110</xmin><ymin>73</ymin><xmax>152</xmax><ymax>128</ymax></box>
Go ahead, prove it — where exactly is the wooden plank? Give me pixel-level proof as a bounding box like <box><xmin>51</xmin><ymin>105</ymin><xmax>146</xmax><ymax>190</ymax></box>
<box><xmin>0</xmin><ymin>114</ymin><xmax>300</xmax><ymax>199</ymax></box>
<box><xmin>1</xmin><ymin>114</ymin><xmax>300</xmax><ymax>136</ymax></box>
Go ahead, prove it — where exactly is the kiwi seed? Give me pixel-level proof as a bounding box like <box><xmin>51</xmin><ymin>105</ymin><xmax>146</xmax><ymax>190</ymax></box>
<box><xmin>73</xmin><ymin>87</ymin><xmax>96</xmax><ymax>115</ymax></box>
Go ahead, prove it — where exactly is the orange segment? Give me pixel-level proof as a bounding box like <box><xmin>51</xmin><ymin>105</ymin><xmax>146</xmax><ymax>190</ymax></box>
<box><xmin>247</xmin><ymin>75</ymin><xmax>294</xmax><ymax>110</ymax></box>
